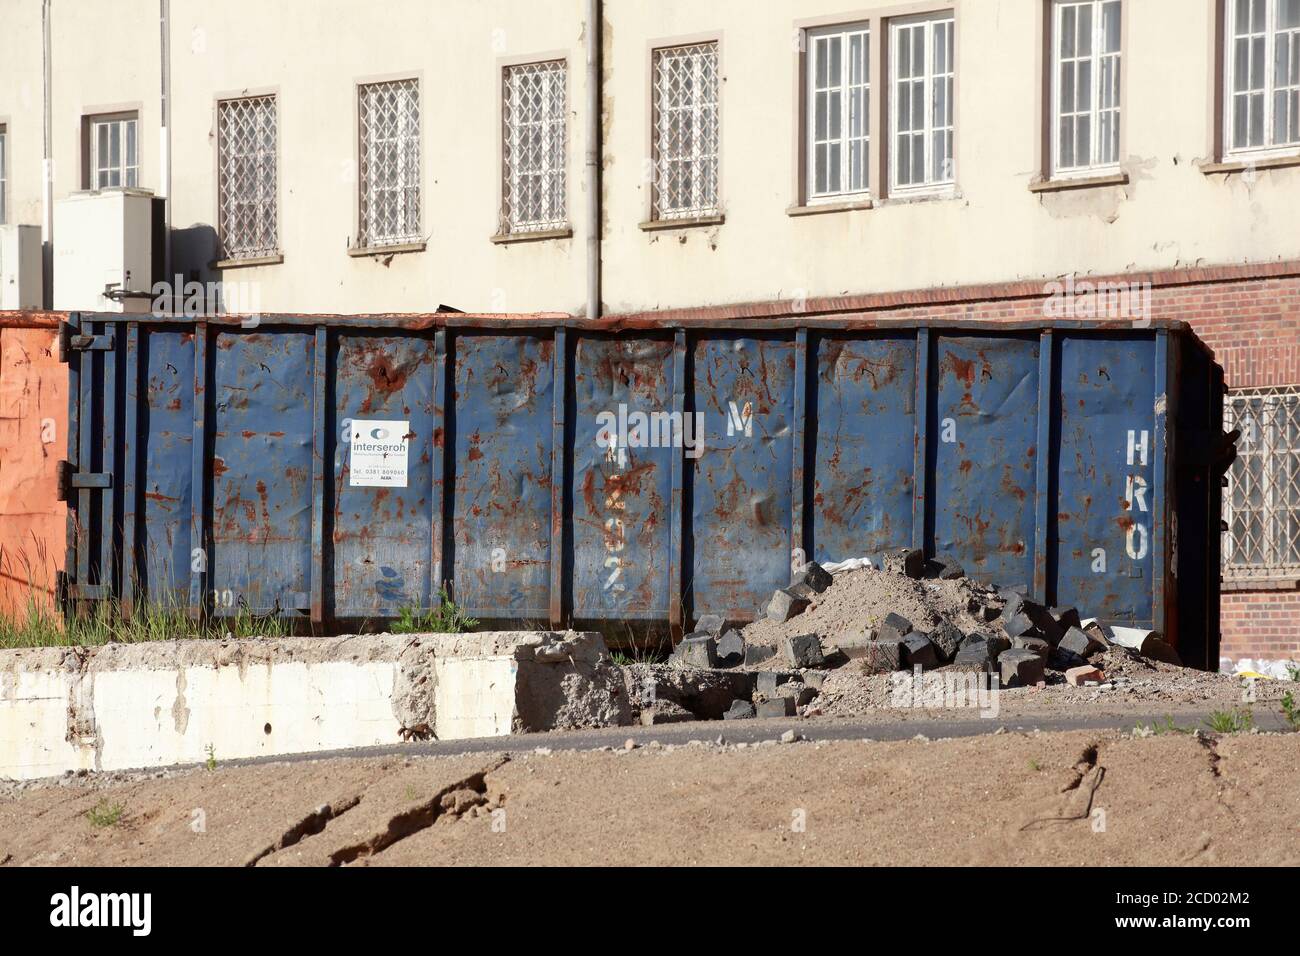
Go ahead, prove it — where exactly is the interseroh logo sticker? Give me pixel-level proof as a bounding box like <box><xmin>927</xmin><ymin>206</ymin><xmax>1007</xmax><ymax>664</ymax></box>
<box><xmin>349</xmin><ymin>419</ymin><xmax>410</xmax><ymax>488</ymax></box>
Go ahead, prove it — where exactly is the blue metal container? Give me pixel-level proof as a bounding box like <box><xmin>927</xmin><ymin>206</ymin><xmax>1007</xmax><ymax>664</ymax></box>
<box><xmin>58</xmin><ymin>312</ymin><xmax>1226</xmax><ymax>668</ymax></box>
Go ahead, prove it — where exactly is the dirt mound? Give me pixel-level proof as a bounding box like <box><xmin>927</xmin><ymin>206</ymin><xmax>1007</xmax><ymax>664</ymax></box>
<box><xmin>738</xmin><ymin>566</ymin><xmax>1000</xmax><ymax>656</ymax></box>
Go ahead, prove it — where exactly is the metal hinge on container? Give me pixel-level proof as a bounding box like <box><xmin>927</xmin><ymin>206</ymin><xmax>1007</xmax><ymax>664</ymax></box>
<box><xmin>56</xmin><ymin>460</ymin><xmax>112</xmax><ymax>502</ymax></box>
<box><xmin>57</xmin><ymin>322</ymin><xmax>115</xmax><ymax>363</ymax></box>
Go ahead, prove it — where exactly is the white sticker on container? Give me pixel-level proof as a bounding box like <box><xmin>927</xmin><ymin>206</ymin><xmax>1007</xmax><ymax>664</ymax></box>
<box><xmin>349</xmin><ymin>419</ymin><xmax>409</xmax><ymax>487</ymax></box>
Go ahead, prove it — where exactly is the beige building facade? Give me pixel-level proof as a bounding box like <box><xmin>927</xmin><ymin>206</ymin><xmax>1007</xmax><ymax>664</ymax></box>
<box><xmin>0</xmin><ymin>0</ymin><xmax>1296</xmax><ymax>315</ymax></box>
<box><xmin>4</xmin><ymin>0</ymin><xmax>1300</xmax><ymax>662</ymax></box>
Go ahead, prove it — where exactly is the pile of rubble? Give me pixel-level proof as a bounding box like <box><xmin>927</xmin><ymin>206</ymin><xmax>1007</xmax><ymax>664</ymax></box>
<box><xmin>660</xmin><ymin>549</ymin><xmax>1185</xmax><ymax>721</ymax></box>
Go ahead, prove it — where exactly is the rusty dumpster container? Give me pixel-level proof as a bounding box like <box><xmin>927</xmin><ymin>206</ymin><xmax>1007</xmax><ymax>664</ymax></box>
<box><xmin>56</xmin><ymin>311</ymin><xmax>1227</xmax><ymax>668</ymax></box>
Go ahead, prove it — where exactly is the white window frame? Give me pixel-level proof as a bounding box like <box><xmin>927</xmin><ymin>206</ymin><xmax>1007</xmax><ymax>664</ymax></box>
<box><xmin>357</xmin><ymin>78</ymin><xmax>422</xmax><ymax>249</ymax></box>
<box><xmin>87</xmin><ymin>112</ymin><xmax>139</xmax><ymax>190</ymax></box>
<box><xmin>888</xmin><ymin>12</ymin><xmax>956</xmax><ymax>197</ymax></box>
<box><xmin>805</xmin><ymin>23</ymin><xmax>872</xmax><ymax>203</ymax></box>
<box><xmin>216</xmin><ymin>94</ymin><xmax>279</xmax><ymax>260</ymax></box>
<box><xmin>1051</xmin><ymin>0</ymin><xmax>1123</xmax><ymax>178</ymax></box>
<box><xmin>650</xmin><ymin>41</ymin><xmax>721</xmax><ymax>221</ymax></box>
<box><xmin>1224</xmin><ymin>0</ymin><xmax>1300</xmax><ymax>160</ymax></box>
<box><xmin>501</xmin><ymin>59</ymin><xmax>568</xmax><ymax>235</ymax></box>
<box><xmin>0</xmin><ymin>124</ymin><xmax>7</xmax><ymax>225</ymax></box>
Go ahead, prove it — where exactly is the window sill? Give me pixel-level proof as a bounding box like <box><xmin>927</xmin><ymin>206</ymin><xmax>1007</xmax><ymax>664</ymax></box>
<box><xmin>213</xmin><ymin>253</ymin><xmax>285</xmax><ymax>270</ymax></box>
<box><xmin>1029</xmin><ymin>172</ymin><xmax>1129</xmax><ymax>193</ymax></box>
<box><xmin>878</xmin><ymin>188</ymin><xmax>958</xmax><ymax>206</ymax></box>
<box><xmin>787</xmin><ymin>198</ymin><xmax>873</xmax><ymax>217</ymax></box>
<box><xmin>1221</xmin><ymin>576</ymin><xmax>1300</xmax><ymax>592</ymax></box>
<box><xmin>1201</xmin><ymin>154</ymin><xmax>1300</xmax><ymax>175</ymax></box>
<box><xmin>491</xmin><ymin>226</ymin><xmax>573</xmax><ymax>244</ymax></box>
<box><xmin>347</xmin><ymin>241</ymin><xmax>427</xmax><ymax>258</ymax></box>
<box><xmin>639</xmin><ymin>213</ymin><xmax>725</xmax><ymax>232</ymax></box>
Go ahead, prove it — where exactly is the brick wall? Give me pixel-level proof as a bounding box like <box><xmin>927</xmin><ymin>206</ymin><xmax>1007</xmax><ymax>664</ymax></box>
<box><xmin>613</xmin><ymin>259</ymin><xmax>1300</xmax><ymax>664</ymax></box>
<box><xmin>1221</xmin><ymin>589</ymin><xmax>1300</xmax><ymax>662</ymax></box>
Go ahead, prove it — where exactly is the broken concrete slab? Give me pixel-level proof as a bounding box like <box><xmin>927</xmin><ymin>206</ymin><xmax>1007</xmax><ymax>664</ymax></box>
<box><xmin>882</xmin><ymin>548</ymin><xmax>927</xmax><ymax>579</ymax></box>
<box><xmin>621</xmin><ymin>665</ymin><xmax>752</xmax><ymax>723</ymax></box>
<box><xmin>878</xmin><ymin>612</ymin><xmax>913</xmax><ymax>644</ymax></box>
<box><xmin>789</xmin><ymin>561</ymin><xmax>833</xmax><ymax>597</ymax></box>
<box><xmin>926</xmin><ymin>553</ymin><xmax>965</xmax><ymax>580</ymax></box>
<box><xmin>1011</xmin><ymin>635</ymin><xmax>1051</xmax><ymax>659</ymax></box>
<box><xmin>756</xmin><ymin>697</ymin><xmax>797</xmax><ymax>719</ymax></box>
<box><xmin>1049</xmin><ymin>607</ymin><xmax>1083</xmax><ymax>632</ymax></box>
<box><xmin>929</xmin><ymin>623</ymin><xmax>963</xmax><ymax>661</ymax></box>
<box><xmin>1082</xmin><ymin>620</ymin><xmax>1115</xmax><ymax>649</ymax></box>
<box><xmin>801</xmin><ymin>671</ymin><xmax>827</xmax><ymax>691</ymax></box>
<box><xmin>953</xmin><ymin>641</ymin><xmax>997</xmax><ymax>671</ymax></box>
<box><xmin>672</xmin><ymin>634</ymin><xmax>718</xmax><ymax>669</ymax></box>
<box><xmin>755</xmin><ymin>671</ymin><xmax>798</xmax><ymax>698</ymax></box>
<box><xmin>1</xmin><ymin>631</ymin><xmax>628</xmax><ymax>782</ymax></box>
<box><xmin>999</xmin><ymin>649</ymin><xmax>1046</xmax><ymax>688</ymax></box>
<box><xmin>693</xmin><ymin>614</ymin><xmax>727</xmax><ymax>638</ymax></box>
<box><xmin>716</xmin><ymin>630</ymin><xmax>745</xmax><ymax>668</ymax></box>
<box><xmin>639</xmin><ymin>700</ymin><xmax>697</xmax><ymax>726</ymax></box>
<box><xmin>1059</xmin><ymin>627</ymin><xmax>1103</xmax><ymax>660</ymax></box>
<box><xmin>858</xmin><ymin>641</ymin><xmax>905</xmax><ymax>674</ymax></box>
<box><xmin>902</xmin><ymin>633</ymin><xmax>939</xmax><ymax>670</ymax></box>
<box><xmin>723</xmin><ymin>700</ymin><xmax>755</xmax><ymax>720</ymax></box>
<box><xmin>767</xmin><ymin>589</ymin><xmax>811</xmax><ymax>623</ymax></box>
<box><xmin>743</xmin><ymin>644</ymin><xmax>777</xmax><ymax>666</ymax></box>
<box><xmin>782</xmin><ymin>633</ymin><xmax>825</xmax><ymax>669</ymax></box>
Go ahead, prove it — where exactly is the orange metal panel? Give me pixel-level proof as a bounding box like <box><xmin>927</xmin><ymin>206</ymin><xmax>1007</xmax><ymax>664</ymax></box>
<box><xmin>0</xmin><ymin>323</ymin><xmax>67</xmax><ymax>620</ymax></box>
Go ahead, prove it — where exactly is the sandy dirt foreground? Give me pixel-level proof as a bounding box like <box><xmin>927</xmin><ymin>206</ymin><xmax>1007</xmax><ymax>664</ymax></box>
<box><xmin>0</xmin><ymin>729</ymin><xmax>1296</xmax><ymax>867</ymax></box>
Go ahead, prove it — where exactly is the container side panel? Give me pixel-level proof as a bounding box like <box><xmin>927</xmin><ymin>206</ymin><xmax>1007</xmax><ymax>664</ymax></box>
<box><xmin>1054</xmin><ymin>335</ymin><xmax>1156</xmax><ymax>624</ymax></box>
<box><xmin>571</xmin><ymin>335</ymin><xmax>674</xmax><ymax>619</ymax></box>
<box><xmin>690</xmin><ymin>335</ymin><xmax>796</xmax><ymax>621</ymax></box>
<box><xmin>332</xmin><ymin>333</ymin><xmax>436</xmax><ymax>616</ymax></box>
<box><xmin>139</xmin><ymin>327</ymin><xmax>195</xmax><ymax>608</ymax></box>
<box><xmin>0</xmin><ymin>327</ymin><xmax>67</xmax><ymax>617</ymax></box>
<box><xmin>451</xmin><ymin>334</ymin><xmax>554</xmax><ymax>618</ymax></box>
<box><xmin>210</xmin><ymin>331</ymin><xmax>314</xmax><ymax>613</ymax></box>
<box><xmin>933</xmin><ymin>335</ymin><xmax>1039</xmax><ymax>587</ymax></box>
<box><xmin>811</xmin><ymin>334</ymin><xmax>917</xmax><ymax>562</ymax></box>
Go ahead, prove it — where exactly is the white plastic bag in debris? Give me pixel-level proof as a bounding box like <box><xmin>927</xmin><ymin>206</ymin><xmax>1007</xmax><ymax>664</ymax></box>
<box><xmin>819</xmin><ymin>556</ymin><xmax>875</xmax><ymax>574</ymax></box>
<box><xmin>1220</xmin><ymin>657</ymin><xmax>1299</xmax><ymax>679</ymax></box>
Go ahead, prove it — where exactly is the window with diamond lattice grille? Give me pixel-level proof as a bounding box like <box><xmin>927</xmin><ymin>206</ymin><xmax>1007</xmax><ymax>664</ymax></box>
<box><xmin>651</xmin><ymin>42</ymin><xmax>720</xmax><ymax>220</ymax></box>
<box><xmin>358</xmin><ymin>78</ymin><xmax>421</xmax><ymax>247</ymax></box>
<box><xmin>1223</xmin><ymin>387</ymin><xmax>1300</xmax><ymax>580</ymax></box>
<box><xmin>217</xmin><ymin>95</ymin><xmax>278</xmax><ymax>259</ymax></box>
<box><xmin>501</xmin><ymin>60</ymin><xmax>567</xmax><ymax>234</ymax></box>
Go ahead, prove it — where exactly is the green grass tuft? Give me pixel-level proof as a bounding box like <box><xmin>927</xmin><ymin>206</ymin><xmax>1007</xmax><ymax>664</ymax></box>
<box><xmin>391</xmin><ymin>588</ymin><xmax>479</xmax><ymax>635</ymax></box>
<box><xmin>86</xmin><ymin>799</ymin><xmax>125</xmax><ymax>828</ymax></box>
<box><xmin>1204</xmin><ymin>708</ymin><xmax>1254</xmax><ymax>734</ymax></box>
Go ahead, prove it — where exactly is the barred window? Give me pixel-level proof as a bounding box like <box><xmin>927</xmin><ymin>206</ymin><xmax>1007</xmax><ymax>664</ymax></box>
<box><xmin>217</xmin><ymin>95</ymin><xmax>278</xmax><ymax>259</ymax></box>
<box><xmin>87</xmin><ymin>112</ymin><xmax>139</xmax><ymax>190</ymax></box>
<box><xmin>1052</xmin><ymin>0</ymin><xmax>1122</xmax><ymax>176</ymax></box>
<box><xmin>358</xmin><ymin>78</ymin><xmax>421</xmax><ymax>247</ymax></box>
<box><xmin>890</xmin><ymin>12</ymin><xmax>955</xmax><ymax>193</ymax></box>
<box><xmin>1223</xmin><ymin>387</ymin><xmax>1300</xmax><ymax>580</ymax></box>
<box><xmin>1225</xmin><ymin>0</ymin><xmax>1300</xmax><ymax>157</ymax></box>
<box><xmin>805</xmin><ymin>23</ymin><xmax>871</xmax><ymax>201</ymax></box>
<box><xmin>651</xmin><ymin>42</ymin><xmax>720</xmax><ymax>220</ymax></box>
<box><xmin>502</xmin><ymin>60</ymin><xmax>567</xmax><ymax>234</ymax></box>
